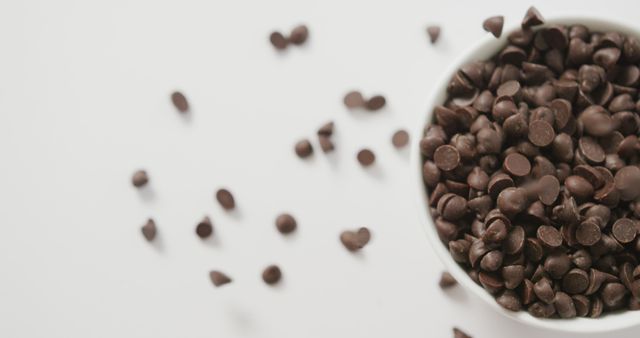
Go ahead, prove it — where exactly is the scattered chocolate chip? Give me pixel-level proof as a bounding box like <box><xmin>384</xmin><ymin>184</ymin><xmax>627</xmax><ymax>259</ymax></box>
<box><xmin>357</xmin><ymin>149</ymin><xmax>375</xmax><ymax>167</ymax></box>
<box><xmin>366</xmin><ymin>95</ymin><xmax>386</xmax><ymax>111</ymax></box>
<box><xmin>275</xmin><ymin>213</ymin><xmax>297</xmax><ymax>234</ymax></box>
<box><xmin>288</xmin><ymin>25</ymin><xmax>309</xmax><ymax>45</ymax></box>
<box><xmin>521</xmin><ymin>6</ymin><xmax>544</xmax><ymax>29</ymax></box>
<box><xmin>141</xmin><ymin>218</ymin><xmax>157</xmax><ymax>241</ymax></box>
<box><xmin>132</xmin><ymin>170</ymin><xmax>149</xmax><ymax>188</ymax></box>
<box><xmin>483</xmin><ymin>16</ymin><xmax>504</xmax><ymax>38</ymax></box>
<box><xmin>195</xmin><ymin>216</ymin><xmax>213</xmax><ymax>238</ymax></box>
<box><xmin>340</xmin><ymin>227</ymin><xmax>371</xmax><ymax>251</ymax></box>
<box><xmin>269</xmin><ymin>31</ymin><xmax>288</xmax><ymax>50</ymax></box>
<box><xmin>453</xmin><ymin>327</ymin><xmax>472</xmax><ymax>338</ymax></box>
<box><xmin>294</xmin><ymin>139</ymin><xmax>313</xmax><ymax>158</ymax></box>
<box><xmin>262</xmin><ymin>265</ymin><xmax>282</xmax><ymax>285</ymax></box>
<box><xmin>427</xmin><ymin>25</ymin><xmax>441</xmax><ymax>44</ymax></box>
<box><xmin>215</xmin><ymin>188</ymin><xmax>236</xmax><ymax>210</ymax></box>
<box><xmin>209</xmin><ymin>270</ymin><xmax>232</xmax><ymax>287</ymax></box>
<box><xmin>439</xmin><ymin>271</ymin><xmax>457</xmax><ymax>289</ymax></box>
<box><xmin>171</xmin><ymin>91</ymin><xmax>189</xmax><ymax>113</ymax></box>
<box><xmin>392</xmin><ymin>129</ymin><xmax>410</xmax><ymax>148</ymax></box>
<box><xmin>344</xmin><ymin>91</ymin><xmax>365</xmax><ymax>108</ymax></box>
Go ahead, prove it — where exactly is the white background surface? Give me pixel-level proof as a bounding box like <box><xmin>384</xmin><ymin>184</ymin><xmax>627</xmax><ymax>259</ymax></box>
<box><xmin>0</xmin><ymin>0</ymin><xmax>638</xmax><ymax>337</ymax></box>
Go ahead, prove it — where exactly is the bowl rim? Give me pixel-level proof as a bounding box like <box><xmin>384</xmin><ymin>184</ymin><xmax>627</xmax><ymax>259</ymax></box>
<box><xmin>411</xmin><ymin>14</ymin><xmax>640</xmax><ymax>333</ymax></box>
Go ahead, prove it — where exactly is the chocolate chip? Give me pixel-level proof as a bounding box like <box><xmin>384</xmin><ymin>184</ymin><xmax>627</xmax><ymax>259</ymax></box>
<box><xmin>262</xmin><ymin>265</ymin><xmax>282</xmax><ymax>285</ymax></box>
<box><xmin>544</xmin><ymin>252</ymin><xmax>571</xmax><ymax>279</ymax></box>
<box><xmin>537</xmin><ymin>225</ymin><xmax>562</xmax><ymax>248</ymax></box>
<box><xmin>318</xmin><ymin>135</ymin><xmax>334</xmax><ymax>153</ymax></box>
<box><xmin>439</xmin><ymin>271</ymin><xmax>457</xmax><ymax>289</ymax></box>
<box><xmin>195</xmin><ymin>216</ymin><xmax>213</xmax><ymax>238</ymax></box>
<box><xmin>317</xmin><ymin>121</ymin><xmax>334</xmax><ymax>136</ymax></box>
<box><xmin>426</xmin><ymin>26</ymin><xmax>440</xmax><ymax>44</ymax></box>
<box><xmin>528</xmin><ymin>120</ymin><xmax>555</xmax><ymax>147</ymax></box>
<box><xmin>392</xmin><ymin>129</ymin><xmax>410</xmax><ymax>148</ymax></box>
<box><xmin>288</xmin><ymin>25</ymin><xmax>308</xmax><ymax>45</ymax></box>
<box><xmin>612</xmin><ymin>218</ymin><xmax>637</xmax><ymax>243</ymax></box>
<box><xmin>294</xmin><ymin>139</ymin><xmax>313</xmax><ymax>158</ymax></box>
<box><xmin>209</xmin><ymin>270</ymin><xmax>232</xmax><ymax>287</ymax></box>
<box><xmin>365</xmin><ymin>95</ymin><xmax>386</xmax><ymax>111</ymax></box>
<box><xmin>537</xmin><ymin>175</ymin><xmax>560</xmax><ymax>205</ymax></box>
<box><xmin>171</xmin><ymin>91</ymin><xmax>189</xmax><ymax>113</ymax></box>
<box><xmin>521</xmin><ymin>6</ymin><xmax>544</xmax><ymax>29</ymax></box>
<box><xmin>437</xmin><ymin>193</ymin><xmax>468</xmax><ymax>221</ymax></box>
<box><xmin>564</xmin><ymin>175</ymin><xmax>594</xmax><ymax>201</ymax></box>
<box><xmin>434</xmin><ymin>145</ymin><xmax>460</xmax><ymax>171</ymax></box>
<box><xmin>578</xmin><ymin>136</ymin><xmax>605</xmax><ymax>163</ymax></box>
<box><xmin>502</xmin><ymin>265</ymin><xmax>525</xmax><ymax>289</ymax></box>
<box><xmin>269</xmin><ymin>31</ymin><xmax>288</xmax><ymax>50</ymax></box>
<box><xmin>275</xmin><ymin>213</ymin><xmax>297</xmax><ymax>234</ymax></box>
<box><xmin>141</xmin><ymin>218</ymin><xmax>157</xmax><ymax>241</ymax></box>
<box><xmin>453</xmin><ymin>327</ymin><xmax>471</xmax><ymax>338</ymax></box>
<box><xmin>497</xmin><ymin>290</ymin><xmax>522</xmax><ymax>311</ymax></box>
<box><xmin>215</xmin><ymin>188</ymin><xmax>236</xmax><ymax>210</ymax></box>
<box><xmin>344</xmin><ymin>91</ymin><xmax>365</xmax><ymax>108</ymax></box>
<box><xmin>483</xmin><ymin>16</ymin><xmax>504</xmax><ymax>38</ymax></box>
<box><xmin>340</xmin><ymin>227</ymin><xmax>370</xmax><ymax>251</ymax></box>
<box><xmin>562</xmin><ymin>269</ymin><xmax>589</xmax><ymax>294</ymax></box>
<box><xmin>576</xmin><ymin>219</ymin><xmax>601</xmax><ymax>246</ymax></box>
<box><xmin>497</xmin><ymin>187</ymin><xmax>528</xmax><ymax>217</ymax></box>
<box><xmin>357</xmin><ymin>149</ymin><xmax>375</xmax><ymax>167</ymax></box>
<box><xmin>503</xmin><ymin>153</ymin><xmax>531</xmax><ymax>177</ymax></box>
<box><xmin>132</xmin><ymin>170</ymin><xmax>149</xmax><ymax>188</ymax></box>
<box><xmin>554</xmin><ymin>292</ymin><xmax>577</xmax><ymax>318</ymax></box>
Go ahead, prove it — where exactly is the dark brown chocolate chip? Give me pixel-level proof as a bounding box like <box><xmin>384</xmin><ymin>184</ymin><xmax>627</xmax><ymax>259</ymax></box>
<box><xmin>427</xmin><ymin>25</ymin><xmax>440</xmax><ymax>44</ymax></box>
<box><xmin>503</xmin><ymin>226</ymin><xmax>525</xmax><ymax>255</ymax></box>
<box><xmin>294</xmin><ymin>139</ymin><xmax>313</xmax><ymax>158</ymax></box>
<box><xmin>564</xmin><ymin>175</ymin><xmax>594</xmax><ymax>201</ymax></box>
<box><xmin>521</xmin><ymin>6</ymin><xmax>544</xmax><ymax>28</ymax></box>
<box><xmin>439</xmin><ymin>271</ymin><xmax>457</xmax><ymax>289</ymax></box>
<box><xmin>544</xmin><ymin>252</ymin><xmax>571</xmax><ymax>279</ymax></box>
<box><xmin>612</xmin><ymin>218</ymin><xmax>637</xmax><ymax>243</ymax></box>
<box><xmin>554</xmin><ymin>292</ymin><xmax>577</xmax><ymax>318</ymax></box>
<box><xmin>497</xmin><ymin>289</ymin><xmax>522</xmax><ymax>311</ymax></box>
<box><xmin>537</xmin><ymin>226</ymin><xmax>562</xmax><ymax>248</ymax></box>
<box><xmin>357</xmin><ymin>149</ymin><xmax>375</xmax><ymax>167</ymax></box>
<box><xmin>392</xmin><ymin>129</ymin><xmax>410</xmax><ymax>149</ymax></box>
<box><xmin>434</xmin><ymin>145</ymin><xmax>460</xmax><ymax>171</ymax></box>
<box><xmin>483</xmin><ymin>16</ymin><xmax>504</xmax><ymax>38</ymax></box>
<box><xmin>502</xmin><ymin>265</ymin><xmax>525</xmax><ymax>289</ymax></box>
<box><xmin>344</xmin><ymin>91</ymin><xmax>365</xmax><ymax>108</ymax></box>
<box><xmin>503</xmin><ymin>153</ymin><xmax>531</xmax><ymax>177</ymax></box>
<box><xmin>141</xmin><ymin>218</ymin><xmax>157</xmax><ymax>241</ymax></box>
<box><xmin>497</xmin><ymin>187</ymin><xmax>528</xmax><ymax>217</ymax></box>
<box><xmin>528</xmin><ymin>120</ymin><xmax>555</xmax><ymax>147</ymax></box>
<box><xmin>288</xmin><ymin>25</ymin><xmax>308</xmax><ymax>45</ymax></box>
<box><xmin>262</xmin><ymin>265</ymin><xmax>282</xmax><ymax>285</ymax></box>
<box><xmin>576</xmin><ymin>219</ymin><xmax>601</xmax><ymax>246</ymax></box>
<box><xmin>537</xmin><ymin>175</ymin><xmax>560</xmax><ymax>205</ymax></box>
<box><xmin>340</xmin><ymin>227</ymin><xmax>370</xmax><ymax>251</ymax></box>
<box><xmin>437</xmin><ymin>193</ymin><xmax>468</xmax><ymax>221</ymax></box>
<box><xmin>275</xmin><ymin>213</ymin><xmax>297</xmax><ymax>234</ymax></box>
<box><xmin>453</xmin><ymin>327</ymin><xmax>471</xmax><ymax>338</ymax></box>
<box><xmin>318</xmin><ymin>135</ymin><xmax>334</xmax><ymax>153</ymax></box>
<box><xmin>216</xmin><ymin>188</ymin><xmax>236</xmax><ymax>210</ymax></box>
<box><xmin>195</xmin><ymin>216</ymin><xmax>213</xmax><ymax>238</ymax></box>
<box><xmin>209</xmin><ymin>270</ymin><xmax>232</xmax><ymax>287</ymax></box>
<box><xmin>601</xmin><ymin>283</ymin><xmax>627</xmax><ymax>308</ymax></box>
<box><xmin>171</xmin><ymin>91</ymin><xmax>189</xmax><ymax>113</ymax></box>
<box><xmin>317</xmin><ymin>121</ymin><xmax>334</xmax><ymax>136</ymax></box>
<box><xmin>562</xmin><ymin>268</ymin><xmax>589</xmax><ymax>294</ymax></box>
<box><xmin>573</xmin><ymin>295</ymin><xmax>591</xmax><ymax>317</ymax></box>
<box><xmin>132</xmin><ymin>170</ymin><xmax>149</xmax><ymax>188</ymax></box>
<box><xmin>578</xmin><ymin>137</ymin><xmax>605</xmax><ymax>163</ymax></box>
<box><xmin>534</xmin><ymin>278</ymin><xmax>555</xmax><ymax>304</ymax></box>
<box><xmin>365</xmin><ymin>95</ymin><xmax>386</xmax><ymax>111</ymax></box>
<box><xmin>615</xmin><ymin>166</ymin><xmax>640</xmax><ymax>201</ymax></box>
<box><xmin>270</xmin><ymin>32</ymin><xmax>288</xmax><ymax>50</ymax></box>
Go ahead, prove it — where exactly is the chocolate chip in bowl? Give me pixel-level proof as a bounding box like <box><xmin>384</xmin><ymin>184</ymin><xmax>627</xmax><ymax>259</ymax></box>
<box><xmin>412</xmin><ymin>12</ymin><xmax>640</xmax><ymax>333</ymax></box>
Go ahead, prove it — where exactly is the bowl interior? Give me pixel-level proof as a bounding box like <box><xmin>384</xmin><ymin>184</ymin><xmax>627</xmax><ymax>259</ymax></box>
<box><xmin>413</xmin><ymin>15</ymin><xmax>640</xmax><ymax>333</ymax></box>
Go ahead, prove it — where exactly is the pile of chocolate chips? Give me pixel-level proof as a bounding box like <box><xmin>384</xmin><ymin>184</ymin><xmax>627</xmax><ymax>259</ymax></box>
<box><xmin>422</xmin><ymin>10</ymin><xmax>640</xmax><ymax>318</ymax></box>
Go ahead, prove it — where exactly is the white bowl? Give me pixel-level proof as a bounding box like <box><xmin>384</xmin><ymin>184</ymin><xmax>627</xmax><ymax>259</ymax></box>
<box><xmin>412</xmin><ymin>15</ymin><xmax>640</xmax><ymax>333</ymax></box>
